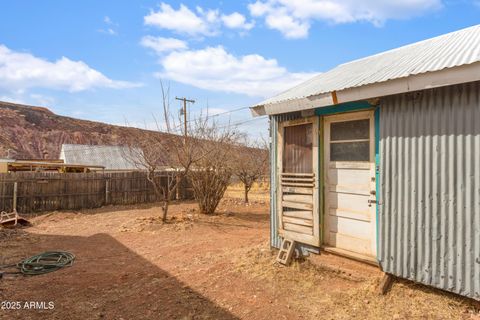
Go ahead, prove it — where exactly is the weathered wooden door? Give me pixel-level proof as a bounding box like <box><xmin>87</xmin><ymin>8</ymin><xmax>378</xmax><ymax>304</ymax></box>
<box><xmin>277</xmin><ymin>117</ymin><xmax>320</xmax><ymax>246</ymax></box>
<box><xmin>323</xmin><ymin>111</ymin><xmax>377</xmax><ymax>257</ymax></box>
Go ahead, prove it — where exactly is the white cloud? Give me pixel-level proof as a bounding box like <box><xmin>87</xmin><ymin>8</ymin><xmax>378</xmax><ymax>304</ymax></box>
<box><xmin>157</xmin><ymin>46</ymin><xmax>316</xmax><ymax>97</ymax></box>
<box><xmin>249</xmin><ymin>0</ymin><xmax>442</xmax><ymax>38</ymax></box>
<box><xmin>140</xmin><ymin>36</ymin><xmax>188</xmax><ymax>54</ymax></box>
<box><xmin>99</xmin><ymin>16</ymin><xmax>119</xmax><ymax>36</ymax></box>
<box><xmin>144</xmin><ymin>3</ymin><xmax>254</xmax><ymax>36</ymax></box>
<box><xmin>0</xmin><ymin>45</ymin><xmax>140</xmax><ymax>92</ymax></box>
<box><xmin>0</xmin><ymin>92</ymin><xmax>55</xmax><ymax>107</ymax></box>
<box><xmin>264</xmin><ymin>9</ymin><xmax>309</xmax><ymax>38</ymax></box>
<box><xmin>221</xmin><ymin>12</ymin><xmax>255</xmax><ymax>30</ymax></box>
<box><xmin>99</xmin><ymin>28</ymin><xmax>117</xmax><ymax>36</ymax></box>
<box><xmin>104</xmin><ymin>16</ymin><xmax>114</xmax><ymax>25</ymax></box>
<box><xmin>0</xmin><ymin>95</ymin><xmax>26</xmax><ymax>104</ymax></box>
<box><xmin>144</xmin><ymin>3</ymin><xmax>219</xmax><ymax>36</ymax></box>
<box><xmin>28</xmin><ymin>94</ymin><xmax>55</xmax><ymax>106</ymax></box>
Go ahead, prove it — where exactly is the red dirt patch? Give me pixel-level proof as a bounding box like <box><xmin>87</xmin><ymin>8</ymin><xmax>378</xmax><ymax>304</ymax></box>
<box><xmin>0</xmin><ymin>198</ymin><xmax>478</xmax><ymax>319</ymax></box>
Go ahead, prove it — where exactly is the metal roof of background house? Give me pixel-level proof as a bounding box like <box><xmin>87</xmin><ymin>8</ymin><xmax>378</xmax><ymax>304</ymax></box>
<box><xmin>254</xmin><ymin>24</ymin><xmax>480</xmax><ymax>112</ymax></box>
<box><xmin>60</xmin><ymin>144</ymin><xmax>144</xmax><ymax>171</ymax></box>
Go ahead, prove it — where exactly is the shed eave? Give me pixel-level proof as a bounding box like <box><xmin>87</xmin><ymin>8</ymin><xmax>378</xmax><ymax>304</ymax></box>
<box><xmin>250</xmin><ymin>62</ymin><xmax>480</xmax><ymax>117</ymax></box>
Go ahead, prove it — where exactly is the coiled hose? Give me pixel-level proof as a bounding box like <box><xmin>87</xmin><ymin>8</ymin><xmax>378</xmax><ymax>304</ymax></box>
<box><xmin>1</xmin><ymin>251</ymin><xmax>75</xmax><ymax>276</ymax></box>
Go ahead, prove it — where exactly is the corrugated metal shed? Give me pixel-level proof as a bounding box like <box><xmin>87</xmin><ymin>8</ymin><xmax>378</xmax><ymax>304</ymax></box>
<box><xmin>258</xmin><ymin>24</ymin><xmax>480</xmax><ymax>107</ymax></box>
<box><xmin>60</xmin><ymin>144</ymin><xmax>144</xmax><ymax>171</ymax></box>
<box><xmin>379</xmin><ymin>81</ymin><xmax>480</xmax><ymax>300</ymax></box>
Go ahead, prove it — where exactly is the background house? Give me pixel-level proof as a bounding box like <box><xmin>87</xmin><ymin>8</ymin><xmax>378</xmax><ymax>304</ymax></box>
<box><xmin>60</xmin><ymin>144</ymin><xmax>145</xmax><ymax>172</ymax></box>
<box><xmin>0</xmin><ymin>158</ymin><xmax>104</xmax><ymax>173</ymax></box>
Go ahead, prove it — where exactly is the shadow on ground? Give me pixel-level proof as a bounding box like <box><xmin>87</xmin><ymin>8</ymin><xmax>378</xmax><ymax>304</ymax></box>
<box><xmin>0</xmin><ymin>232</ymin><xmax>238</xmax><ymax>320</ymax></box>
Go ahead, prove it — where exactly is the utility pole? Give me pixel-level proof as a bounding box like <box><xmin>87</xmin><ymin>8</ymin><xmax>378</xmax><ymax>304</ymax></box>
<box><xmin>175</xmin><ymin>97</ymin><xmax>195</xmax><ymax>138</ymax></box>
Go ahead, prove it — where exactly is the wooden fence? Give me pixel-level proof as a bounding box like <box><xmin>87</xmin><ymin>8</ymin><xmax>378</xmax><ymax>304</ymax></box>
<box><xmin>0</xmin><ymin>171</ymin><xmax>193</xmax><ymax>214</ymax></box>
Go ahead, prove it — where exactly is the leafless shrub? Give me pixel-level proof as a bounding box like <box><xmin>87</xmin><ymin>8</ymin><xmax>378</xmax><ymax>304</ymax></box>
<box><xmin>187</xmin><ymin>118</ymin><xmax>241</xmax><ymax>215</ymax></box>
<box><xmin>125</xmin><ymin>79</ymin><xmax>249</xmax><ymax>217</ymax></box>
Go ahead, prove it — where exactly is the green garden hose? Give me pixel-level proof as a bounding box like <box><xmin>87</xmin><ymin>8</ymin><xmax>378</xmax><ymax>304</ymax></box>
<box><xmin>0</xmin><ymin>251</ymin><xmax>75</xmax><ymax>276</ymax></box>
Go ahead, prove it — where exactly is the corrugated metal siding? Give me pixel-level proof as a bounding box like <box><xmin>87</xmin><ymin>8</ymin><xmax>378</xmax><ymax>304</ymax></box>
<box><xmin>379</xmin><ymin>82</ymin><xmax>480</xmax><ymax>300</ymax></box>
<box><xmin>259</xmin><ymin>24</ymin><xmax>480</xmax><ymax>106</ymax></box>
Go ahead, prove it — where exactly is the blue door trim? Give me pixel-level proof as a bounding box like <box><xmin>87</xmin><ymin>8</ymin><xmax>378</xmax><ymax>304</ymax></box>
<box><xmin>314</xmin><ymin>101</ymin><xmax>373</xmax><ymax>116</ymax></box>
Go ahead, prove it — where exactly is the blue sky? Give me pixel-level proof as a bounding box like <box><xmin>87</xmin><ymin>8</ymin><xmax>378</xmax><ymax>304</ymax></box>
<box><xmin>0</xmin><ymin>1</ymin><xmax>479</xmax><ymax>138</ymax></box>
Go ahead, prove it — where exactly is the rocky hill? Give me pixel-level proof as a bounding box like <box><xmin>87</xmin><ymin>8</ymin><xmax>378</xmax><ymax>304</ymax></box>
<box><xmin>0</xmin><ymin>101</ymin><xmax>171</xmax><ymax>159</ymax></box>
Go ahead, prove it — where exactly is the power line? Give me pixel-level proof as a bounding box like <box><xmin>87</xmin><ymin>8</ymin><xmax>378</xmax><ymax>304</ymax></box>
<box><xmin>156</xmin><ymin>105</ymin><xmax>255</xmax><ymax>133</ymax></box>
<box><xmin>58</xmin><ymin>117</ymin><xmax>268</xmax><ymax>154</ymax></box>
<box><xmin>30</xmin><ymin>107</ymin><xmax>267</xmax><ymax>156</ymax></box>
<box><xmin>205</xmin><ymin>106</ymin><xmax>249</xmax><ymax>117</ymax></box>
<box><xmin>167</xmin><ymin>113</ymin><xmax>267</xmax><ymax>131</ymax></box>
<box><xmin>216</xmin><ymin>116</ymin><xmax>267</xmax><ymax>129</ymax></box>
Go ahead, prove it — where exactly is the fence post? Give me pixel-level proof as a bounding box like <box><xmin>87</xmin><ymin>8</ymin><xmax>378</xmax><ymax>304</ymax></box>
<box><xmin>13</xmin><ymin>181</ymin><xmax>18</xmax><ymax>212</ymax></box>
<box><xmin>105</xmin><ymin>178</ymin><xmax>110</xmax><ymax>205</ymax></box>
<box><xmin>176</xmin><ymin>175</ymin><xmax>181</xmax><ymax>200</ymax></box>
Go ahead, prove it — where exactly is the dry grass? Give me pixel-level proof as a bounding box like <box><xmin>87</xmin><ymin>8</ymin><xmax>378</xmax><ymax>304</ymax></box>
<box><xmin>234</xmin><ymin>244</ymin><xmax>480</xmax><ymax>320</ymax></box>
<box><xmin>118</xmin><ymin>208</ymin><xmax>198</xmax><ymax>233</ymax></box>
<box><xmin>225</xmin><ymin>182</ymin><xmax>269</xmax><ymax>202</ymax></box>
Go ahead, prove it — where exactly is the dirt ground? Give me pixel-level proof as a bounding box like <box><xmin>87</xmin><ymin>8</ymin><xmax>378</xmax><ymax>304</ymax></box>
<box><xmin>0</xmin><ymin>196</ymin><xmax>479</xmax><ymax>319</ymax></box>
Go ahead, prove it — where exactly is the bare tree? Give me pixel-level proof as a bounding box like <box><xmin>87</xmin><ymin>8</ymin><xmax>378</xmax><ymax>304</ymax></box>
<box><xmin>233</xmin><ymin>137</ymin><xmax>269</xmax><ymax>203</ymax></box>
<box><xmin>124</xmin><ymin>82</ymin><xmax>198</xmax><ymax>222</ymax></box>
<box><xmin>123</xmin><ymin>135</ymin><xmax>177</xmax><ymax>222</ymax></box>
<box><xmin>126</xmin><ymin>79</ymin><xmax>244</xmax><ymax>217</ymax></box>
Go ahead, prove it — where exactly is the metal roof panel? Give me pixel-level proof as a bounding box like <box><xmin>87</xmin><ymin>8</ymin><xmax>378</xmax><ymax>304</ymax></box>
<box><xmin>257</xmin><ymin>24</ymin><xmax>480</xmax><ymax>107</ymax></box>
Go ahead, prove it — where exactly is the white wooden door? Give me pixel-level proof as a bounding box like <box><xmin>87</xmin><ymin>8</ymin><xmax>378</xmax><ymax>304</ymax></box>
<box><xmin>277</xmin><ymin>117</ymin><xmax>320</xmax><ymax>246</ymax></box>
<box><xmin>323</xmin><ymin>111</ymin><xmax>377</xmax><ymax>257</ymax></box>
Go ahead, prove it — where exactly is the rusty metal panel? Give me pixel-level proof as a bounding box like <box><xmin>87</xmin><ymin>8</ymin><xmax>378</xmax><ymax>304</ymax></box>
<box><xmin>379</xmin><ymin>81</ymin><xmax>480</xmax><ymax>300</ymax></box>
